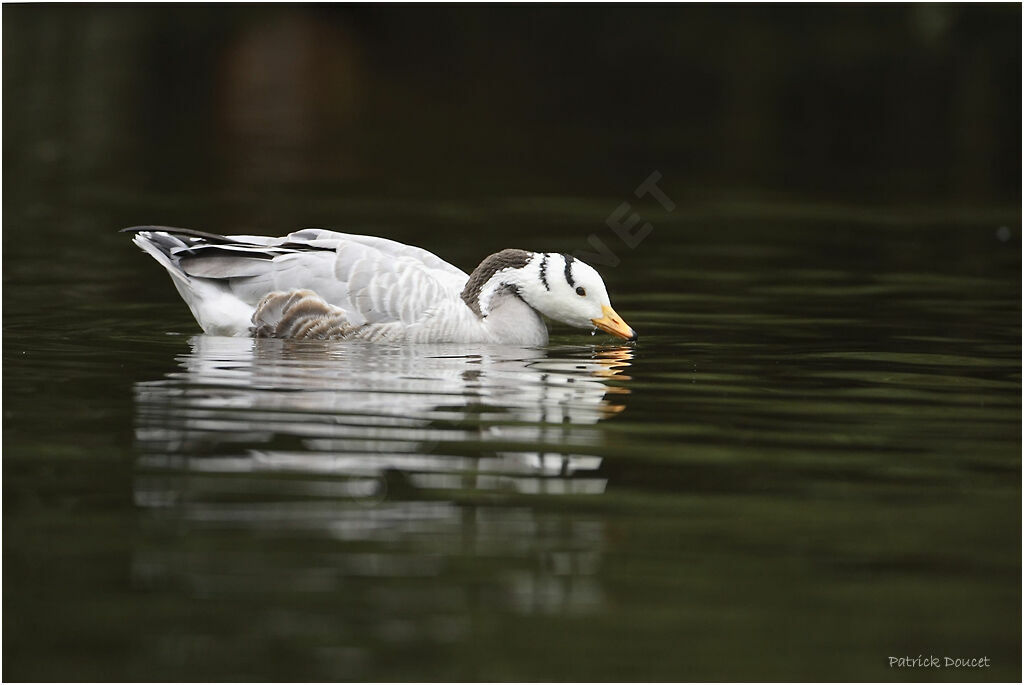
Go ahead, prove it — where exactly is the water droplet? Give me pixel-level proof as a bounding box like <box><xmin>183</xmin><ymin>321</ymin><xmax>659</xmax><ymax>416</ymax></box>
<box><xmin>996</xmin><ymin>226</ymin><xmax>1011</xmax><ymax>242</ymax></box>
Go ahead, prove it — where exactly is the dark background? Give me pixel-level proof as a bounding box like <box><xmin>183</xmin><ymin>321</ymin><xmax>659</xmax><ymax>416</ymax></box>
<box><xmin>4</xmin><ymin>2</ymin><xmax>1021</xmax><ymax>226</ymax></box>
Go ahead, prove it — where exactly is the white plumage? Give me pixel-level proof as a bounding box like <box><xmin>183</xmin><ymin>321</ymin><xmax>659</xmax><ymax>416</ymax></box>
<box><xmin>127</xmin><ymin>226</ymin><xmax>636</xmax><ymax>345</ymax></box>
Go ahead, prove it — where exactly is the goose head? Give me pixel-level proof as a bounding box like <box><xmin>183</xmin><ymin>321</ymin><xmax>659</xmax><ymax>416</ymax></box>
<box><xmin>462</xmin><ymin>250</ymin><xmax>637</xmax><ymax>341</ymax></box>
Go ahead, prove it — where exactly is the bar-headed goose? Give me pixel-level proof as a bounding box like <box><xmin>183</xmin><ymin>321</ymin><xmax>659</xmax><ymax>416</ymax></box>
<box><xmin>125</xmin><ymin>226</ymin><xmax>637</xmax><ymax>345</ymax></box>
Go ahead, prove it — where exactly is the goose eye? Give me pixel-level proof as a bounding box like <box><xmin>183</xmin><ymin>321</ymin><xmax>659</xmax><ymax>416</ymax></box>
<box><xmin>575</xmin><ymin>286</ymin><xmax>586</xmax><ymax>297</ymax></box>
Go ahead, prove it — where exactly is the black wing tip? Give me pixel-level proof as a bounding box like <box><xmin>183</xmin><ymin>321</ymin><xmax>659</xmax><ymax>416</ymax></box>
<box><xmin>120</xmin><ymin>225</ymin><xmax>188</xmax><ymax>234</ymax></box>
<box><xmin>119</xmin><ymin>225</ymin><xmax>236</xmax><ymax>243</ymax></box>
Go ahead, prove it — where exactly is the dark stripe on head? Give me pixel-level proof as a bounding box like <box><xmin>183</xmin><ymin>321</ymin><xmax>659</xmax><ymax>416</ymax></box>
<box><xmin>461</xmin><ymin>248</ymin><xmax>533</xmax><ymax>316</ymax></box>
<box><xmin>562</xmin><ymin>253</ymin><xmax>576</xmax><ymax>287</ymax></box>
<box><xmin>539</xmin><ymin>254</ymin><xmax>550</xmax><ymax>291</ymax></box>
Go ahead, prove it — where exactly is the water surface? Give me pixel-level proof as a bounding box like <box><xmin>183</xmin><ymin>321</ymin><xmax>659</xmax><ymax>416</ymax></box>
<box><xmin>4</xmin><ymin>205</ymin><xmax>1020</xmax><ymax>681</ymax></box>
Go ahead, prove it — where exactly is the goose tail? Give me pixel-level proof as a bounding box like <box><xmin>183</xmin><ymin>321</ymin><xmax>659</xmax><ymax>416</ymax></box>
<box><xmin>127</xmin><ymin>227</ymin><xmax>254</xmax><ymax>336</ymax></box>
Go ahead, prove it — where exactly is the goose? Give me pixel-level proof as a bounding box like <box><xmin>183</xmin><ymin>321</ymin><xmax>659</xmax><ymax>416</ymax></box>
<box><xmin>124</xmin><ymin>226</ymin><xmax>637</xmax><ymax>345</ymax></box>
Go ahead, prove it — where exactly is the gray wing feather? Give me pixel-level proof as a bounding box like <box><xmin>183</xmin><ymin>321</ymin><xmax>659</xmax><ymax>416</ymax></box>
<box><xmin>284</xmin><ymin>229</ymin><xmax>468</xmax><ymax>279</ymax></box>
<box><xmin>179</xmin><ymin>256</ymin><xmax>273</xmax><ymax>279</ymax></box>
<box><xmin>339</xmin><ymin>244</ymin><xmax>461</xmax><ymax>325</ymax></box>
<box><xmin>150</xmin><ymin>227</ymin><xmax>469</xmax><ymax>330</ymax></box>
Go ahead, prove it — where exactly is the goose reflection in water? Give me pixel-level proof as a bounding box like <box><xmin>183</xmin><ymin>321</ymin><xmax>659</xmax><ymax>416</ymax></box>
<box><xmin>130</xmin><ymin>337</ymin><xmax>632</xmax><ymax>620</ymax></box>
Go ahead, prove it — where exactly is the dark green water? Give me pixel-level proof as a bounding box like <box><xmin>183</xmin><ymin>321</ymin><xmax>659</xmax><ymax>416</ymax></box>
<box><xmin>4</xmin><ymin>201</ymin><xmax>1020</xmax><ymax>681</ymax></box>
<box><xmin>3</xmin><ymin>4</ymin><xmax>1021</xmax><ymax>682</ymax></box>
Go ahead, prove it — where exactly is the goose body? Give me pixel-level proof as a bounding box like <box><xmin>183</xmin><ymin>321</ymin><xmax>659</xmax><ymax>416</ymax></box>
<box><xmin>126</xmin><ymin>226</ymin><xmax>636</xmax><ymax>345</ymax></box>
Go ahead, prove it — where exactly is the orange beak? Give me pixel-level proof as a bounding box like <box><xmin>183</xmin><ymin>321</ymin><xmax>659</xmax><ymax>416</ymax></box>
<box><xmin>591</xmin><ymin>305</ymin><xmax>637</xmax><ymax>341</ymax></box>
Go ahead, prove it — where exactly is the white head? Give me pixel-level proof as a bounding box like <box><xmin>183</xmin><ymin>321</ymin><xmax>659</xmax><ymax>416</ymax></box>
<box><xmin>461</xmin><ymin>250</ymin><xmax>637</xmax><ymax>341</ymax></box>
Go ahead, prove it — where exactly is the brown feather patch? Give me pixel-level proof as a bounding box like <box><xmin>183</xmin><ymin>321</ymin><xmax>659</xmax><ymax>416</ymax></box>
<box><xmin>251</xmin><ymin>290</ymin><xmax>357</xmax><ymax>339</ymax></box>
<box><xmin>460</xmin><ymin>249</ymin><xmax>532</xmax><ymax>316</ymax></box>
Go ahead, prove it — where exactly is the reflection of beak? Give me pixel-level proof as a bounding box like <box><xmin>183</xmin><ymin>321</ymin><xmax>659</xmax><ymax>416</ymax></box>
<box><xmin>591</xmin><ymin>305</ymin><xmax>637</xmax><ymax>341</ymax></box>
<box><xmin>594</xmin><ymin>346</ymin><xmax>634</xmax><ymax>363</ymax></box>
<box><xmin>590</xmin><ymin>345</ymin><xmax>633</xmax><ymax>381</ymax></box>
